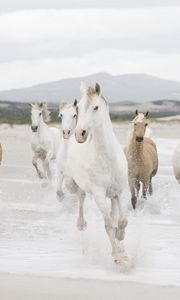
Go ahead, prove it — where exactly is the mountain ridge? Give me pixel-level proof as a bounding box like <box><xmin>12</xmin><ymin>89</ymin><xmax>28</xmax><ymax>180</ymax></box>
<box><xmin>1</xmin><ymin>73</ymin><xmax>180</xmax><ymax>103</ymax></box>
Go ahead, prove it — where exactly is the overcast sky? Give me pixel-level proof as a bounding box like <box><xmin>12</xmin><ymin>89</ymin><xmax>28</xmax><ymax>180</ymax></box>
<box><xmin>0</xmin><ymin>0</ymin><xmax>180</xmax><ymax>90</ymax></box>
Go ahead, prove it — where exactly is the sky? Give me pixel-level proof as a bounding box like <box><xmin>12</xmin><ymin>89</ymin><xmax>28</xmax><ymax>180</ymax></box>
<box><xmin>0</xmin><ymin>0</ymin><xmax>180</xmax><ymax>90</ymax></box>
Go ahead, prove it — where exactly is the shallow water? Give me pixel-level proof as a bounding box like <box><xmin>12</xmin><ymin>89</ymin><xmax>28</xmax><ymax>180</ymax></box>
<box><xmin>0</xmin><ymin>125</ymin><xmax>180</xmax><ymax>286</ymax></box>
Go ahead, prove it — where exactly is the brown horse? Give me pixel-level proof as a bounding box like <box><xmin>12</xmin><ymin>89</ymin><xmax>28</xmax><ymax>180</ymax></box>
<box><xmin>125</xmin><ymin>110</ymin><xmax>158</xmax><ymax>209</ymax></box>
<box><xmin>0</xmin><ymin>144</ymin><xmax>2</xmax><ymax>164</ymax></box>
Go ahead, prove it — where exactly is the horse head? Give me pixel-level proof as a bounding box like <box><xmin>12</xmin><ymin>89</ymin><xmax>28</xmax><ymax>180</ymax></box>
<box><xmin>75</xmin><ymin>82</ymin><xmax>107</xmax><ymax>143</ymax></box>
<box><xmin>30</xmin><ymin>102</ymin><xmax>50</xmax><ymax>132</ymax></box>
<box><xmin>132</xmin><ymin>110</ymin><xmax>149</xmax><ymax>143</ymax></box>
<box><xmin>59</xmin><ymin>99</ymin><xmax>78</xmax><ymax>139</ymax></box>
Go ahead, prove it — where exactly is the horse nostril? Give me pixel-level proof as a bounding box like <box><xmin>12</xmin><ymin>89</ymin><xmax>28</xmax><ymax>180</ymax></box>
<box><xmin>136</xmin><ymin>136</ymin><xmax>143</xmax><ymax>142</ymax></box>
<box><xmin>82</xmin><ymin>130</ymin><xmax>86</xmax><ymax>137</ymax></box>
<box><xmin>68</xmin><ymin>130</ymin><xmax>70</xmax><ymax>134</ymax></box>
<box><xmin>31</xmin><ymin>126</ymin><xmax>38</xmax><ymax>131</ymax></box>
<box><xmin>63</xmin><ymin>130</ymin><xmax>65</xmax><ymax>134</ymax></box>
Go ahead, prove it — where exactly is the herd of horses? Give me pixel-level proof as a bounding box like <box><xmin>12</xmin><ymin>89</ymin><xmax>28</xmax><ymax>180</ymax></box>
<box><xmin>29</xmin><ymin>82</ymin><xmax>160</xmax><ymax>264</ymax></box>
<box><xmin>1</xmin><ymin>82</ymin><xmax>180</xmax><ymax>264</ymax></box>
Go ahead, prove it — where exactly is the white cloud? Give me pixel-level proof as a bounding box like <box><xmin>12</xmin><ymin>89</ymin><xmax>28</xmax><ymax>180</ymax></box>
<box><xmin>0</xmin><ymin>7</ymin><xmax>179</xmax><ymax>43</ymax></box>
<box><xmin>1</xmin><ymin>50</ymin><xmax>180</xmax><ymax>90</ymax></box>
<box><xmin>0</xmin><ymin>6</ymin><xmax>180</xmax><ymax>89</ymax></box>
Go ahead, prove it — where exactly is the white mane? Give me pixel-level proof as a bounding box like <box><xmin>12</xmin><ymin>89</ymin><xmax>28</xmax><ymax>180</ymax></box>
<box><xmin>133</xmin><ymin>113</ymin><xmax>146</xmax><ymax>123</ymax></box>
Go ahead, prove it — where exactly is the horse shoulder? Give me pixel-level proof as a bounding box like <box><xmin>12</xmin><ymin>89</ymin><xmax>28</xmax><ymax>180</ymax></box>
<box><xmin>144</xmin><ymin>137</ymin><xmax>157</xmax><ymax>151</ymax></box>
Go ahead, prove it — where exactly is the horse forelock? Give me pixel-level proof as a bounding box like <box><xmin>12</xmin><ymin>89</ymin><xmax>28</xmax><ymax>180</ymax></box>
<box><xmin>32</xmin><ymin>103</ymin><xmax>51</xmax><ymax>122</ymax></box>
<box><xmin>60</xmin><ymin>102</ymin><xmax>78</xmax><ymax>115</ymax></box>
<box><xmin>86</xmin><ymin>87</ymin><xmax>107</xmax><ymax>105</ymax></box>
<box><xmin>133</xmin><ymin>113</ymin><xmax>147</xmax><ymax>123</ymax></box>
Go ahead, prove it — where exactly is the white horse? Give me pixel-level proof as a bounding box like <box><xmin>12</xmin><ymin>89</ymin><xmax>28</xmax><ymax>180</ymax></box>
<box><xmin>173</xmin><ymin>142</ymin><xmax>180</xmax><ymax>184</ymax></box>
<box><xmin>64</xmin><ymin>83</ymin><xmax>128</xmax><ymax>264</ymax></box>
<box><xmin>30</xmin><ymin>102</ymin><xmax>61</xmax><ymax>180</ymax></box>
<box><xmin>56</xmin><ymin>99</ymin><xmax>78</xmax><ymax>200</ymax></box>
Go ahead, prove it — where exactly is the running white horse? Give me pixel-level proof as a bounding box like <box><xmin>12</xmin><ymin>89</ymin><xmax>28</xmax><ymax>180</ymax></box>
<box><xmin>64</xmin><ymin>83</ymin><xmax>128</xmax><ymax>264</ymax></box>
<box><xmin>30</xmin><ymin>102</ymin><xmax>61</xmax><ymax>180</ymax></box>
<box><xmin>56</xmin><ymin>99</ymin><xmax>78</xmax><ymax>200</ymax></box>
<box><xmin>173</xmin><ymin>142</ymin><xmax>180</xmax><ymax>184</ymax></box>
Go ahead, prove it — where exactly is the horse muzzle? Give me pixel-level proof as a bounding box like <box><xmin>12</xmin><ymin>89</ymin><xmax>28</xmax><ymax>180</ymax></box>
<box><xmin>136</xmin><ymin>136</ymin><xmax>143</xmax><ymax>143</ymax></box>
<box><xmin>75</xmin><ymin>129</ymin><xmax>87</xmax><ymax>143</ymax></box>
<box><xmin>31</xmin><ymin>126</ymin><xmax>38</xmax><ymax>132</ymax></box>
<box><xmin>63</xmin><ymin>129</ymin><xmax>71</xmax><ymax>139</ymax></box>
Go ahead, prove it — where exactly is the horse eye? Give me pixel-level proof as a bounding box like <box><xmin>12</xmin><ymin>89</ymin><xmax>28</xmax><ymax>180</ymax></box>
<box><xmin>94</xmin><ymin>106</ymin><xmax>99</xmax><ymax>111</ymax></box>
<box><xmin>39</xmin><ymin>113</ymin><xmax>42</xmax><ymax>116</ymax></box>
<box><xmin>145</xmin><ymin>123</ymin><xmax>148</xmax><ymax>126</ymax></box>
<box><xmin>59</xmin><ymin>113</ymin><xmax>63</xmax><ymax>118</ymax></box>
<box><xmin>73</xmin><ymin>114</ymin><xmax>77</xmax><ymax>118</ymax></box>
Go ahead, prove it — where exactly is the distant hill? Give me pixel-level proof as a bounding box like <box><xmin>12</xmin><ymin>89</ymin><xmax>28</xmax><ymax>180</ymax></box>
<box><xmin>0</xmin><ymin>73</ymin><xmax>180</xmax><ymax>103</ymax></box>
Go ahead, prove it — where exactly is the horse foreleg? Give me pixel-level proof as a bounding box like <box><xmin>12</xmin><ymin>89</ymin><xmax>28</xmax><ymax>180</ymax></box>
<box><xmin>76</xmin><ymin>189</ymin><xmax>87</xmax><ymax>231</ymax></box>
<box><xmin>115</xmin><ymin>195</ymin><xmax>128</xmax><ymax>242</ymax></box>
<box><xmin>32</xmin><ymin>153</ymin><xmax>45</xmax><ymax>179</ymax></box>
<box><xmin>94</xmin><ymin>192</ymin><xmax>127</xmax><ymax>264</ymax></box>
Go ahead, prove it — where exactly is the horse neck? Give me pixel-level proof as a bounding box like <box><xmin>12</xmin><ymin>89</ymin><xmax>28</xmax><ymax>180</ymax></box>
<box><xmin>37</xmin><ymin>118</ymin><xmax>47</xmax><ymax>136</ymax></box>
<box><xmin>90</xmin><ymin>111</ymin><xmax>117</xmax><ymax>153</ymax></box>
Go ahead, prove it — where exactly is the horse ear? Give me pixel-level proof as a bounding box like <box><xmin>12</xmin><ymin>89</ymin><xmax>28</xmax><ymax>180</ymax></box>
<box><xmin>80</xmin><ymin>82</ymin><xmax>87</xmax><ymax>95</ymax></box>
<box><xmin>95</xmin><ymin>82</ymin><xmax>101</xmax><ymax>95</ymax></box>
<box><xmin>135</xmin><ymin>109</ymin><xmax>138</xmax><ymax>115</ymax></box>
<box><xmin>145</xmin><ymin>111</ymin><xmax>149</xmax><ymax>117</ymax></box>
<box><xmin>73</xmin><ymin>99</ymin><xmax>77</xmax><ymax>107</ymax></box>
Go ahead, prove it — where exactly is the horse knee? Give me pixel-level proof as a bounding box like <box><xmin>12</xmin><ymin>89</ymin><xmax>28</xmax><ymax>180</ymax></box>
<box><xmin>118</xmin><ymin>218</ymin><xmax>128</xmax><ymax>230</ymax></box>
<box><xmin>116</xmin><ymin>218</ymin><xmax>128</xmax><ymax>241</ymax></box>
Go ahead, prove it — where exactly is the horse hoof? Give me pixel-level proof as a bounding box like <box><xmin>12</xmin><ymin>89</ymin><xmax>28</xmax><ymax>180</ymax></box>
<box><xmin>39</xmin><ymin>173</ymin><xmax>45</xmax><ymax>179</ymax></box>
<box><xmin>114</xmin><ymin>255</ymin><xmax>128</xmax><ymax>264</ymax></box>
<box><xmin>77</xmin><ymin>219</ymin><xmax>87</xmax><ymax>231</ymax></box>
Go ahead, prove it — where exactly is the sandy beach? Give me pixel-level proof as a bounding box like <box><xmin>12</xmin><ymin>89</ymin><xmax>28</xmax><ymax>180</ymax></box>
<box><xmin>0</xmin><ymin>124</ymin><xmax>180</xmax><ymax>299</ymax></box>
<box><xmin>0</xmin><ymin>273</ymin><xmax>180</xmax><ymax>300</ymax></box>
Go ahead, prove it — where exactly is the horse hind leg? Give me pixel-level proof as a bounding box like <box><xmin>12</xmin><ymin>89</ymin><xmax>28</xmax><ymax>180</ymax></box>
<box><xmin>135</xmin><ymin>180</ymin><xmax>141</xmax><ymax>197</ymax></box>
<box><xmin>56</xmin><ymin>171</ymin><xmax>64</xmax><ymax>202</ymax></box>
<box><xmin>43</xmin><ymin>151</ymin><xmax>53</xmax><ymax>180</ymax></box>
<box><xmin>129</xmin><ymin>177</ymin><xmax>137</xmax><ymax>209</ymax></box>
<box><xmin>149</xmin><ymin>176</ymin><xmax>153</xmax><ymax>195</ymax></box>
<box><xmin>142</xmin><ymin>179</ymin><xmax>149</xmax><ymax>199</ymax></box>
<box><xmin>128</xmin><ymin>175</ymin><xmax>137</xmax><ymax>209</ymax></box>
<box><xmin>32</xmin><ymin>153</ymin><xmax>45</xmax><ymax>179</ymax></box>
